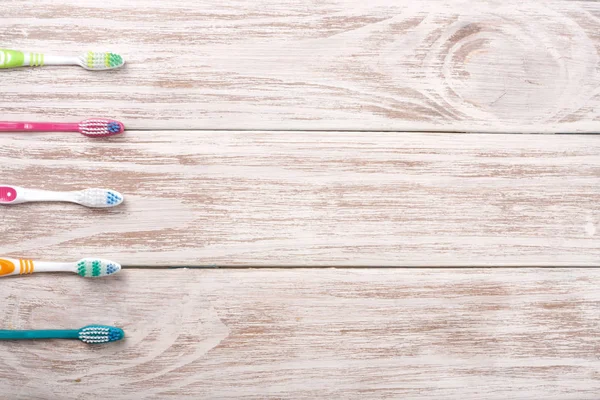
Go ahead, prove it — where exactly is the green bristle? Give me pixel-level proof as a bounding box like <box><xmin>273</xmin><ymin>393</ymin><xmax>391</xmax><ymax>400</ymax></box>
<box><xmin>77</xmin><ymin>261</ymin><xmax>86</xmax><ymax>277</ymax></box>
<box><xmin>103</xmin><ymin>53</ymin><xmax>123</xmax><ymax>68</ymax></box>
<box><xmin>75</xmin><ymin>258</ymin><xmax>121</xmax><ymax>278</ymax></box>
<box><xmin>92</xmin><ymin>260</ymin><xmax>101</xmax><ymax>277</ymax></box>
<box><xmin>109</xmin><ymin>53</ymin><xmax>122</xmax><ymax>67</ymax></box>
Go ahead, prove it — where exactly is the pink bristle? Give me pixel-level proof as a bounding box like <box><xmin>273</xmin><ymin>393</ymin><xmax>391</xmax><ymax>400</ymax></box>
<box><xmin>77</xmin><ymin>118</ymin><xmax>124</xmax><ymax>138</ymax></box>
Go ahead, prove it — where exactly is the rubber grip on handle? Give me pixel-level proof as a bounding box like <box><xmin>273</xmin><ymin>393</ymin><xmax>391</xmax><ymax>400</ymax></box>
<box><xmin>0</xmin><ymin>257</ymin><xmax>35</xmax><ymax>277</ymax></box>
<box><xmin>0</xmin><ymin>186</ymin><xmax>18</xmax><ymax>203</ymax></box>
<box><xmin>0</xmin><ymin>49</ymin><xmax>25</xmax><ymax>68</ymax></box>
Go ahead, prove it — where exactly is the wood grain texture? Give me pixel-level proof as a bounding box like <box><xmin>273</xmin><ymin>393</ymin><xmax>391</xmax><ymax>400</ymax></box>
<box><xmin>3</xmin><ymin>1</ymin><xmax>600</xmax><ymax>398</ymax></box>
<box><xmin>1</xmin><ymin>0</ymin><xmax>600</xmax><ymax>132</ymax></box>
<box><xmin>1</xmin><ymin>131</ymin><xmax>598</xmax><ymax>266</ymax></box>
<box><xmin>1</xmin><ymin>268</ymin><xmax>600</xmax><ymax>399</ymax></box>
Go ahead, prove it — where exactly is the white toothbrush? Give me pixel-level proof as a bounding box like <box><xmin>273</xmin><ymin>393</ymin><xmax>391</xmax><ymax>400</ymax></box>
<box><xmin>0</xmin><ymin>185</ymin><xmax>124</xmax><ymax>208</ymax></box>
<box><xmin>0</xmin><ymin>49</ymin><xmax>124</xmax><ymax>70</ymax></box>
<box><xmin>0</xmin><ymin>257</ymin><xmax>121</xmax><ymax>278</ymax></box>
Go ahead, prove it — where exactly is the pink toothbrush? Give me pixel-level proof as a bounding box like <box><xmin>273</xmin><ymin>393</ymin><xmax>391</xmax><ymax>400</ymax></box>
<box><xmin>0</xmin><ymin>118</ymin><xmax>124</xmax><ymax>137</ymax></box>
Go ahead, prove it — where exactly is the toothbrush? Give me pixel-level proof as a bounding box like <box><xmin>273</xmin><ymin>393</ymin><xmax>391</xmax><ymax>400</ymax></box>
<box><xmin>0</xmin><ymin>325</ymin><xmax>124</xmax><ymax>344</ymax></box>
<box><xmin>0</xmin><ymin>49</ymin><xmax>124</xmax><ymax>70</ymax></box>
<box><xmin>0</xmin><ymin>185</ymin><xmax>124</xmax><ymax>208</ymax></box>
<box><xmin>0</xmin><ymin>118</ymin><xmax>125</xmax><ymax>137</ymax></box>
<box><xmin>0</xmin><ymin>257</ymin><xmax>121</xmax><ymax>278</ymax></box>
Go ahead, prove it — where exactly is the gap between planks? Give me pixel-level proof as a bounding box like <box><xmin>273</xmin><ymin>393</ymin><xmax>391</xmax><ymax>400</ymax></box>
<box><xmin>2</xmin><ymin>0</ymin><xmax>600</xmax><ymax>133</ymax></box>
<box><xmin>2</xmin><ymin>268</ymin><xmax>600</xmax><ymax>399</ymax></box>
<box><xmin>2</xmin><ymin>131</ymin><xmax>598</xmax><ymax>267</ymax></box>
<box><xmin>111</xmin><ymin>129</ymin><xmax>582</xmax><ymax>134</ymax></box>
<box><xmin>122</xmin><ymin>266</ymin><xmax>600</xmax><ymax>269</ymax></box>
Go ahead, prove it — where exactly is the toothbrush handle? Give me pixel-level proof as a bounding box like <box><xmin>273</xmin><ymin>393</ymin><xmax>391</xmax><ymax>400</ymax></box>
<box><xmin>0</xmin><ymin>49</ymin><xmax>45</xmax><ymax>68</ymax></box>
<box><xmin>0</xmin><ymin>49</ymin><xmax>77</xmax><ymax>68</ymax></box>
<box><xmin>0</xmin><ymin>329</ymin><xmax>79</xmax><ymax>340</ymax></box>
<box><xmin>0</xmin><ymin>122</ymin><xmax>79</xmax><ymax>132</ymax></box>
<box><xmin>0</xmin><ymin>257</ymin><xmax>74</xmax><ymax>277</ymax></box>
<box><xmin>0</xmin><ymin>185</ymin><xmax>75</xmax><ymax>205</ymax></box>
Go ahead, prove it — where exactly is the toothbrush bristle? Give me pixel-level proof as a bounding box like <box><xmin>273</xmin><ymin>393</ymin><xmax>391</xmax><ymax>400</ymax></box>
<box><xmin>76</xmin><ymin>258</ymin><xmax>122</xmax><ymax>278</ymax></box>
<box><xmin>78</xmin><ymin>118</ymin><xmax>124</xmax><ymax>137</ymax></box>
<box><xmin>78</xmin><ymin>325</ymin><xmax>124</xmax><ymax>344</ymax></box>
<box><xmin>75</xmin><ymin>188</ymin><xmax>124</xmax><ymax>208</ymax></box>
<box><xmin>78</xmin><ymin>51</ymin><xmax>124</xmax><ymax>70</ymax></box>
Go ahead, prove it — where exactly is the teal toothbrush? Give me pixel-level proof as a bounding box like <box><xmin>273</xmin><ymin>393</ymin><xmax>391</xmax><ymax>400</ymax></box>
<box><xmin>0</xmin><ymin>325</ymin><xmax>124</xmax><ymax>344</ymax></box>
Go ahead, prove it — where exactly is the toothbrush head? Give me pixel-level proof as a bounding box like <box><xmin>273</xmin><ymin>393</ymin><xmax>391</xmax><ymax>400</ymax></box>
<box><xmin>76</xmin><ymin>258</ymin><xmax>122</xmax><ymax>278</ymax></box>
<box><xmin>75</xmin><ymin>188</ymin><xmax>124</xmax><ymax>208</ymax></box>
<box><xmin>78</xmin><ymin>325</ymin><xmax>124</xmax><ymax>344</ymax></box>
<box><xmin>78</xmin><ymin>51</ymin><xmax>124</xmax><ymax>71</ymax></box>
<box><xmin>78</xmin><ymin>118</ymin><xmax>124</xmax><ymax>137</ymax></box>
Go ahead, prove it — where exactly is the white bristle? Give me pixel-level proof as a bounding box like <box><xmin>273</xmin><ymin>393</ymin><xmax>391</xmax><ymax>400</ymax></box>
<box><xmin>76</xmin><ymin>258</ymin><xmax>121</xmax><ymax>278</ymax></box>
<box><xmin>77</xmin><ymin>325</ymin><xmax>124</xmax><ymax>344</ymax></box>
<box><xmin>79</xmin><ymin>334</ymin><xmax>110</xmax><ymax>344</ymax></box>
<box><xmin>77</xmin><ymin>51</ymin><xmax>124</xmax><ymax>71</ymax></box>
<box><xmin>74</xmin><ymin>188</ymin><xmax>124</xmax><ymax>208</ymax></box>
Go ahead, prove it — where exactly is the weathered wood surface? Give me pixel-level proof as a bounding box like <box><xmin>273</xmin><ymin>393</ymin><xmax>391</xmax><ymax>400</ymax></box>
<box><xmin>1</xmin><ymin>268</ymin><xmax>600</xmax><ymax>399</ymax></box>
<box><xmin>1</xmin><ymin>0</ymin><xmax>600</xmax><ymax>132</ymax></box>
<box><xmin>1</xmin><ymin>132</ymin><xmax>598</xmax><ymax>266</ymax></box>
<box><xmin>2</xmin><ymin>0</ymin><xmax>600</xmax><ymax>398</ymax></box>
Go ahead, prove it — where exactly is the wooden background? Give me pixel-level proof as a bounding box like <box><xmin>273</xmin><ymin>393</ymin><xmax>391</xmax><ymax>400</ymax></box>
<box><xmin>1</xmin><ymin>0</ymin><xmax>600</xmax><ymax>398</ymax></box>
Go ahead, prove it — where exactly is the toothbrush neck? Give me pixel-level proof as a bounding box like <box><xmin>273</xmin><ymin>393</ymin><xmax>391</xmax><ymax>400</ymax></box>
<box><xmin>23</xmin><ymin>188</ymin><xmax>74</xmax><ymax>202</ymax></box>
<box><xmin>46</xmin><ymin>123</ymin><xmax>80</xmax><ymax>132</ymax></box>
<box><xmin>33</xmin><ymin>261</ymin><xmax>75</xmax><ymax>274</ymax></box>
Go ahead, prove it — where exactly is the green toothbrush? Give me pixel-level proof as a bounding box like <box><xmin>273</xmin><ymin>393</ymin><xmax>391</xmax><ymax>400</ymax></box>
<box><xmin>0</xmin><ymin>49</ymin><xmax>124</xmax><ymax>70</ymax></box>
<box><xmin>0</xmin><ymin>325</ymin><xmax>125</xmax><ymax>344</ymax></box>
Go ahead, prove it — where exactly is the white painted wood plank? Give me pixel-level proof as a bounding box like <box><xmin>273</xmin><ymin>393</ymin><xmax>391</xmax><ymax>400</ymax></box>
<box><xmin>1</xmin><ymin>268</ymin><xmax>600</xmax><ymax>399</ymax></box>
<box><xmin>1</xmin><ymin>0</ymin><xmax>599</xmax><ymax>132</ymax></box>
<box><xmin>0</xmin><ymin>131</ymin><xmax>598</xmax><ymax>266</ymax></box>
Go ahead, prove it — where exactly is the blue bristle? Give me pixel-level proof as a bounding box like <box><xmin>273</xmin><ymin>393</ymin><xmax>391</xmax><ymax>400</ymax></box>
<box><xmin>106</xmin><ymin>263</ymin><xmax>118</xmax><ymax>274</ymax></box>
<box><xmin>107</xmin><ymin>191</ymin><xmax>117</xmax><ymax>205</ymax></box>
<box><xmin>105</xmin><ymin>122</ymin><xmax>121</xmax><ymax>133</ymax></box>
